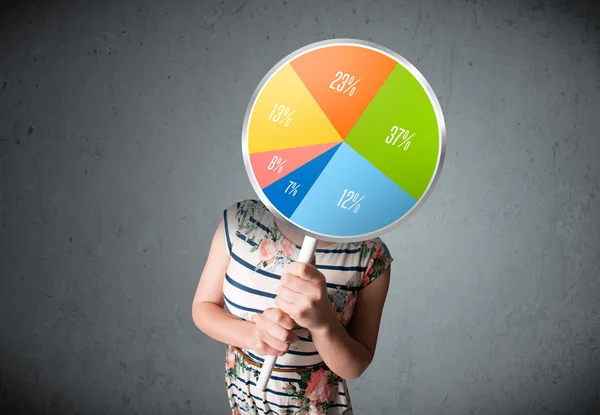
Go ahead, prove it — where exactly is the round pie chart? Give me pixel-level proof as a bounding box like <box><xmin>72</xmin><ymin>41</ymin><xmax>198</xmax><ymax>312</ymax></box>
<box><xmin>242</xmin><ymin>39</ymin><xmax>446</xmax><ymax>242</ymax></box>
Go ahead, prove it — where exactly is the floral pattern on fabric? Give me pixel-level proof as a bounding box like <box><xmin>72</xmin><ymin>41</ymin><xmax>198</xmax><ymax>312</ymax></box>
<box><xmin>281</xmin><ymin>367</ymin><xmax>344</xmax><ymax>414</ymax></box>
<box><xmin>226</xmin><ymin>346</ymin><xmax>353</xmax><ymax>415</ymax></box>
<box><xmin>253</xmin><ymin>224</ymin><xmax>297</xmax><ymax>272</ymax></box>
<box><xmin>226</xmin><ymin>344</ymin><xmax>260</xmax><ymax>382</ymax></box>
<box><xmin>223</xmin><ymin>199</ymin><xmax>393</xmax><ymax>414</ymax></box>
<box><xmin>359</xmin><ymin>238</ymin><xmax>393</xmax><ymax>288</ymax></box>
<box><xmin>235</xmin><ymin>200</ymin><xmax>299</xmax><ymax>273</ymax></box>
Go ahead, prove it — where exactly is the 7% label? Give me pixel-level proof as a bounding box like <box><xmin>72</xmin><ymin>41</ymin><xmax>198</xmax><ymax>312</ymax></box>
<box><xmin>285</xmin><ymin>181</ymin><xmax>300</xmax><ymax>196</ymax></box>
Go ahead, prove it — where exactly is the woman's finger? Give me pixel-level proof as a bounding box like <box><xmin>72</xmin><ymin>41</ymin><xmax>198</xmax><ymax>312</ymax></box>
<box><xmin>254</xmin><ymin>314</ymin><xmax>293</xmax><ymax>351</ymax></box>
<box><xmin>263</xmin><ymin>308</ymin><xmax>295</xmax><ymax>330</ymax></box>
<box><xmin>258</xmin><ymin>327</ymin><xmax>290</xmax><ymax>352</ymax></box>
<box><xmin>280</xmin><ymin>273</ymin><xmax>308</xmax><ymax>294</ymax></box>
<box><xmin>287</xmin><ymin>262</ymin><xmax>321</xmax><ymax>282</ymax></box>
<box><xmin>255</xmin><ymin>340</ymin><xmax>287</xmax><ymax>357</ymax></box>
<box><xmin>276</xmin><ymin>285</ymin><xmax>300</xmax><ymax>304</ymax></box>
<box><xmin>263</xmin><ymin>315</ymin><xmax>297</xmax><ymax>343</ymax></box>
<box><xmin>274</xmin><ymin>295</ymin><xmax>294</xmax><ymax>316</ymax></box>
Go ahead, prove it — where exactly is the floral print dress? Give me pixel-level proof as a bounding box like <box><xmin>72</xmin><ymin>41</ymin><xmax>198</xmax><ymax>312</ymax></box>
<box><xmin>222</xmin><ymin>199</ymin><xmax>393</xmax><ymax>415</ymax></box>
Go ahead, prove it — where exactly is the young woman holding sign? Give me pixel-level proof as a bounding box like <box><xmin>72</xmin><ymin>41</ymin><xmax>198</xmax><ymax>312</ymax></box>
<box><xmin>192</xmin><ymin>199</ymin><xmax>393</xmax><ymax>415</ymax></box>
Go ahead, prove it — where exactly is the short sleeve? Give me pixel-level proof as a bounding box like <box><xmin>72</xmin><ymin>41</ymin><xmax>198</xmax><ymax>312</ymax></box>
<box><xmin>359</xmin><ymin>238</ymin><xmax>393</xmax><ymax>289</ymax></box>
<box><xmin>222</xmin><ymin>203</ymin><xmax>238</xmax><ymax>256</ymax></box>
<box><xmin>222</xmin><ymin>199</ymin><xmax>257</xmax><ymax>256</ymax></box>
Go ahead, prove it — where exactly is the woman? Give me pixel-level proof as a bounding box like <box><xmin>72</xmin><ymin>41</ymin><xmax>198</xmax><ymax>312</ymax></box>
<box><xmin>192</xmin><ymin>199</ymin><xmax>393</xmax><ymax>414</ymax></box>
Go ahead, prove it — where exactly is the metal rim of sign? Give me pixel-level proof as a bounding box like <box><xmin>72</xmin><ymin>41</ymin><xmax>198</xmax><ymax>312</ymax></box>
<box><xmin>241</xmin><ymin>38</ymin><xmax>446</xmax><ymax>242</ymax></box>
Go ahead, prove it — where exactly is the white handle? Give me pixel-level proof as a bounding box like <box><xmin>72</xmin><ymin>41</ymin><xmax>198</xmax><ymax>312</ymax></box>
<box><xmin>256</xmin><ymin>235</ymin><xmax>318</xmax><ymax>391</ymax></box>
<box><xmin>256</xmin><ymin>355</ymin><xmax>277</xmax><ymax>391</ymax></box>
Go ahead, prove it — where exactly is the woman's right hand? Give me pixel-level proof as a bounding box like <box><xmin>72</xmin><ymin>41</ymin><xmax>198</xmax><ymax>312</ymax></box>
<box><xmin>250</xmin><ymin>308</ymin><xmax>298</xmax><ymax>357</ymax></box>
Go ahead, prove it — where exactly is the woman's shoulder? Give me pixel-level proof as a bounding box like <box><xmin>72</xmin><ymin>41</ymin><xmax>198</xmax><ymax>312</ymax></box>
<box><xmin>356</xmin><ymin>237</ymin><xmax>394</xmax><ymax>288</ymax></box>
<box><xmin>225</xmin><ymin>199</ymin><xmax>271</xmax><ymax>227</ymax></box>
<box><xmin>352</xmin><ymin>236</ymin><xmax>392</xmax><ymax>263</ymax></box>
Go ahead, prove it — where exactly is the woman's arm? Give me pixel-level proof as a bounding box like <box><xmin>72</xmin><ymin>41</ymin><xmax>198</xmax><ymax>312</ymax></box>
<box><xmin>191</xmin><ymin>219</ymin><xmax>297</xmax><ymax>356</ymax></box>
<box><xmin>312</xmin><ymin>266</ymin><xmax>391</xmax><ymax>379</ymax></box>
<box><xmin>275</xmin><ymin>262</ymin><xmax>391</xmax><ymax>380</ymax></box>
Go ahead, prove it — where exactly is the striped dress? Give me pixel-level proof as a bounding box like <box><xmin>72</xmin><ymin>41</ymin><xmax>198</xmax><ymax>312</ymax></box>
<box><xmin>222</xmin><ymin>199</ymin><xmax>393</xmax><ymax>415</ymax></box>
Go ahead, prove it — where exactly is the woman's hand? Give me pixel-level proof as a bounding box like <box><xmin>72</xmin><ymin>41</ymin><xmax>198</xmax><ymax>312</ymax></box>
<box><xmin>274</xmin><ymin>261</ymin><xmax>336</xmax><ymax>332</ymax></box>
<box><xmin>250</xmin><ymin>308</ymin><xmax>298</xmax><ymax>357</ymax></box>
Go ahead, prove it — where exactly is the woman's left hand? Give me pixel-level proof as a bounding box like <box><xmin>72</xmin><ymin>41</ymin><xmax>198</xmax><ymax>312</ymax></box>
<box><xmin>274</xmin><ymin>260</ymin><xmax>336</xmax><ymax>332</ymax></box>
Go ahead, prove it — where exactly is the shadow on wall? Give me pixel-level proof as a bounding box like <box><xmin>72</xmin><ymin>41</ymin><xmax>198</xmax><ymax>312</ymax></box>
<box><xmin>2</xmin><ymin>362</ymin><xmax>600</xmax><ymax>415</ymax></box>
<box><xmin>0</xmin><ymin>355</ymin><xmax>202</xmax><ymax>415</ymax></box>
<box><xmin>0</xmin><ymin>370</ymin><xmax>78</xmax><ymax>414</ymax></box>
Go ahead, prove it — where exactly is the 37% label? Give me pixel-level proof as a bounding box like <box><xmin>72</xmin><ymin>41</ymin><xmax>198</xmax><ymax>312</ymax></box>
<box><xmin>337</xmin><ymin>190</ymin><xmax>364</xmax><ymax>213</ymax></box>
<box><xmin>268</xmin><ymin>103</ymin><xmax>295</xmax><ymax>127</ymax></box>
<box><xmin>385</xmin><ymin>126</ymin><xmax>415</xmax><ymax>150</ymax></box>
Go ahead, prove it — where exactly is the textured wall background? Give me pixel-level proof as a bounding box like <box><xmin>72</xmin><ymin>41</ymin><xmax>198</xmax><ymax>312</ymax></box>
<box><xmin>1</xmin><ymin>0</ymin><xmax>599</xmax><ymax>414</ymax></box>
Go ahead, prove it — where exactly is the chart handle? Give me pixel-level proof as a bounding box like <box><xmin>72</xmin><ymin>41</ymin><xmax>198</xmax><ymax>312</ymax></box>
<box><xmin>256</xmin><ymin>235</ymin><xmax>318</xmax><ymax>391</ymax></box>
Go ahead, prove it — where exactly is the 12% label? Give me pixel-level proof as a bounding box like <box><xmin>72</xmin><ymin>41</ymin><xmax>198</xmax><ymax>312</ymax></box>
<box><xmin>337</xmin><ymin>190</ymin><xmax>364</xmax><ymax>213</ymax></box>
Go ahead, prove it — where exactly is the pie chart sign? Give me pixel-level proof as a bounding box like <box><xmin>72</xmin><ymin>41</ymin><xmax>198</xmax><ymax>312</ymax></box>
<box><xmin>242</xmin><ymin>39</ymin><xmax>446</xmax><ymax>242</ymax></box>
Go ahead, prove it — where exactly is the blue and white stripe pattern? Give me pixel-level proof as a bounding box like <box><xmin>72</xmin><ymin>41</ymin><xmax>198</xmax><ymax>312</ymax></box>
<box><xmin>226</xmin><ymin>371</ymin><xmax>353</xmax><ymax>415</ymax></box>
<box><xmin>222</xmin><ymin>199</ymin><xmax>393</xmax><ymax>414</ymax></box>
<box><xmin>222</xmin><ymin>199</ymin><xmax>369</xmax><ymax>369</ymax></box>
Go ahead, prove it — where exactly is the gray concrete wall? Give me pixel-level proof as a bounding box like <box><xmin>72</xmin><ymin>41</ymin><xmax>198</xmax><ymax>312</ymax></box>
<box><xmin>1</xmin><ymin>0</ymin><xmax>599</xmax><ymax>414</ymax></box>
